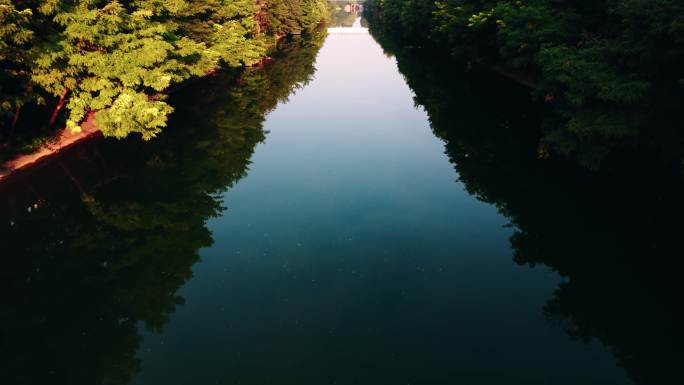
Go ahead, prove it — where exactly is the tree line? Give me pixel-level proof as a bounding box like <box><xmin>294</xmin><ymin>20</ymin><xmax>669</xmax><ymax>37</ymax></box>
<box><xmin>365</xmin><ymin>0</ymin><xmax>684</xmax><ymax>170</ymax></box>
<box><xmin>0</xmin><ymin>0</ymin><xmax>327</xmax><ymax>144</ymax></box>
<box><xmin>369</xmin><ymin>26</ymin><xmax>683</xmax><ymax>384</ymax></box>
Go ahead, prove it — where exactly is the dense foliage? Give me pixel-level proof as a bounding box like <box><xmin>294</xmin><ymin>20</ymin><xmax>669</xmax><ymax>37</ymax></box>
<box><xmin>369</xmin><ymin>29</ymin><xmax>683</xmax><ymax>384</ymax></box>
<box><xmin>366</xmin><ymin>0</ymin><xmax>684</xmax><ymax>169</ymax></box>
<box><xmin>0</xmin><ymin>32</ymin><xmax>325</xmax><ymax>385</ymax></box>
<box><xmin>0</xmin><ymin>0</ymin><xmax>326</xmax><ymax>143</ymax></box>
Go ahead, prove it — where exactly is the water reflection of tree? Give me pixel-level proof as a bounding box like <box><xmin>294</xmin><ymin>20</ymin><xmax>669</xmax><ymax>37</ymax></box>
<box><xmin>0</xmin><ymin>32</ymin><xmax>325</xmax><ymax>385</ymax></box>
<box><xmin>370</xmin><ymin>28</ymin><xmax>682</xmax><ymax>385</ymax></box>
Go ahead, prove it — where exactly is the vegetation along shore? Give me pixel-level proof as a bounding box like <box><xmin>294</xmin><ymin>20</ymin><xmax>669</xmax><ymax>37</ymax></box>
<box><xmin>365</xmin><ymin>0</ymin><xmax>684</xmax><ymax>172</ymax></box>
<box><xmin>0</xmin><ymin>0</ymin><xmax>328</xmax><ymax>174</ymax></box>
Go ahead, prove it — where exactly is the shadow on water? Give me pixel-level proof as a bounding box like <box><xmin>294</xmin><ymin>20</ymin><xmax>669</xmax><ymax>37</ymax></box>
<box><xmin>0</xmin><ymin>33</ymin><xmax>325</xmax><ymax>385</ymax></box>
<box><xmin>369</xmin><ymin>26</ymin><xmax>683</xmax><ymax>385</ymax></box>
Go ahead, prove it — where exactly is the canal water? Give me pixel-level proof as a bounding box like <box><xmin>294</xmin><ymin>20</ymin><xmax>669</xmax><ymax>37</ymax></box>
<box><xmin>7</xmin><ymin>16</ymin><xmax>678</xmax><ymax>385</ymax></box>
<box><xmin>128</xmin><ymin>22</ymin><xmax>628</xmax><ymax>384</ymax></box>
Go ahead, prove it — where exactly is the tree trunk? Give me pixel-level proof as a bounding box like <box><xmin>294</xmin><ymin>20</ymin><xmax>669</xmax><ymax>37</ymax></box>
<box><xmin>6</xmin><ymin>105</ymin><xmax>22</xmax><ymax>139</ymax></box>
<box><xmin>11</xmin><ymin>105</ymin><xmax>21</xmax><ymax>130</ymax></box>
<box><xmin>49</xmin><ymin>88</ymin><xmax>70</xmax><ymax>126</ymax></box>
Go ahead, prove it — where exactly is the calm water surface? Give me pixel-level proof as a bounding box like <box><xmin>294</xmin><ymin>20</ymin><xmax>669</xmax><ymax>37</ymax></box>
<box><xmin>131</xmin><ymin>27</ymin><xmax>627</xmax><ymax>384</ymax></box>
<box><xmin>5</xmin><ymin>21</ymin><xmax>666</xmax><ymax>385</ymax></box>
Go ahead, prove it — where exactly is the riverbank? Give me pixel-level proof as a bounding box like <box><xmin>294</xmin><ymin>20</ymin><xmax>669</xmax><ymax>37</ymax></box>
<box><xmin>0</xmin><ymin>1</ymin><xmax>329</xmax><ymax>183</ymax></box>
<box><xmin>0</xmin><ymin>112</ymin><xmax>101</xmax><ymax>183</ymax></box>
<box><xmin>0</xmin><ymin>27</ymin><xmax>327</xmax><ymax>185</ymax></box>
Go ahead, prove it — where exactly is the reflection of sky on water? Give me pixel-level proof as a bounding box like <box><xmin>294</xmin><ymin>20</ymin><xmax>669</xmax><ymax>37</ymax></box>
<box><xmin>132</xmin><ymin>20</ymin><xmax>628</xmax><ymax>385</ymax></box>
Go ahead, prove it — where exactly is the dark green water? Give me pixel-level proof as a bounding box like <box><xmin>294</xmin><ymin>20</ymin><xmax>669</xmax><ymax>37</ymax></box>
<box><xmin>1</xmin><ymin>23</ymin><xmax>681</xmax><ymax>385</ymax></box>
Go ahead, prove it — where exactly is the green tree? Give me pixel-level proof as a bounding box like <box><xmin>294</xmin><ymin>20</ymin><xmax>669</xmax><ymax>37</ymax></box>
<box><xmin>366</xmin><ymin>0</ymin><xmax>684</xmax><ymax>169</ymax></box>
<box><xmin>0</xmin><ymin>1</ymin><xmax>36</xmax><ymax>133</ymax></box>
<box><xmin>0</xmin><ymin>0</ymin><xmax>327</xmax><ymax>147</ymax></box>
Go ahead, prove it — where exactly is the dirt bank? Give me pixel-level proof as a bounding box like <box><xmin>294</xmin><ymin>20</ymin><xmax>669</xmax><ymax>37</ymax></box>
<box><xmin>0</xmin><ymin>112</ymin><xmax>102</xmax><ymax>183</ymax></box>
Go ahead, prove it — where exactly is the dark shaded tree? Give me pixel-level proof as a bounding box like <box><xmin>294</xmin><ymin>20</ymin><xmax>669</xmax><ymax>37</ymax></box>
<box><xmin>365</xmin><ymin>0</ymin><xmax>684</xmax><ymax>170</ymax></box>
<box><xmin>369</xmin><ymin>28</ymin><xmax>683</xmax><ymax>384</ymax></box>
